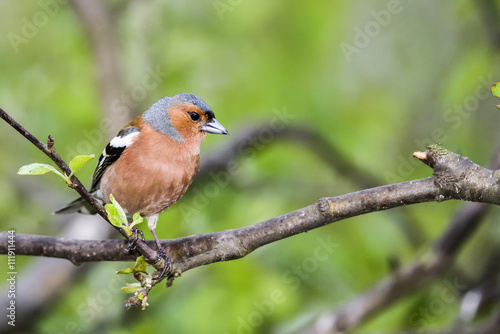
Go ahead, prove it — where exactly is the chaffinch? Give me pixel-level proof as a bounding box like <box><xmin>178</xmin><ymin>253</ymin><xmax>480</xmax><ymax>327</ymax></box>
<box><xmin>56</xmin><ymin>93</ymin><xmax>229</xmax><ymax>277</ymax></box>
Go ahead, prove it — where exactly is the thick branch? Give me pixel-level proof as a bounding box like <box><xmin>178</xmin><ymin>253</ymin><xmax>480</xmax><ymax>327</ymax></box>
<box><xmin>3</xmin><ymin>143</ymin><xmax>500</xmax><ymax>275</ymax></box>
<box><xmin>0</xmin><ymin>177</ymin><xmax>437</xmax><ymax>265</ymax></box>
<box><xmin>302</xmin><ymin>146</ymin><xmax>500</xmax><ymax>333</ymax></box>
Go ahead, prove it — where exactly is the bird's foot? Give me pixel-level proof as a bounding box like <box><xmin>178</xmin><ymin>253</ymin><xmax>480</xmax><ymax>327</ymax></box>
<box><xmin>127</xmin><ymin>228</ymin><xmax>145</xmax><ymax>254</ymax></box>
<box><xmin>153</xmin><ymin>246</ymin><xmax>173</xmax><ymax>281</ymax></box>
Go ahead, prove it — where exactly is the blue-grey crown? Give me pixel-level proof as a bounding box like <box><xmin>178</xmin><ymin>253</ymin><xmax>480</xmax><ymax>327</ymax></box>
<box><xmin>172</xmin><ymin>93</ymin><xmax>214</xmax><ymax>119</ymax></box>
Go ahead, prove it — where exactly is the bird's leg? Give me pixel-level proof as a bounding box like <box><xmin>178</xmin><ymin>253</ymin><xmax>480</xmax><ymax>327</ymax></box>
<box><xmin>147</xmin><ymin>215</ymin><xmax>172</xmax><ymax>280</ymax></box>
<box><xmin>127</xmin><ymin>227</ymin><xmax>145</xmax><ymax>254</ymax></box>
<box><xmin>150</xmin><ymin>228</ymin><xmax>172</xmax><ymax>279</ymax></box>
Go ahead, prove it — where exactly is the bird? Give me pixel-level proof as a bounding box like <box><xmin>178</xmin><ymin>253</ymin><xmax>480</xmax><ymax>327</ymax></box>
<box><xmin>55</xmin><ymin>93</ymin><xmax>229</xmax><ymax>278</ymax></box>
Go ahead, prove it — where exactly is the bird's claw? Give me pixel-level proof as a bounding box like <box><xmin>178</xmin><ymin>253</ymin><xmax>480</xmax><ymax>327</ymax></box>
<box><xmin>153</xmin><ymin>247</ymin><xmax>173</xmax><ymax>281</ymax></box>
<box><xmin>127</xmin><ymin>227</ymin><xmax>145</xmax><ymax>254</ymax></box>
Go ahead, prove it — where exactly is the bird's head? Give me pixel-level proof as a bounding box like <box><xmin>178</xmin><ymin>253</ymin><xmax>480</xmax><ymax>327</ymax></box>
<box><xmin>144</xmin><ymin>93</ymin><xmax>229</xmax><ymax>143</ymax></box>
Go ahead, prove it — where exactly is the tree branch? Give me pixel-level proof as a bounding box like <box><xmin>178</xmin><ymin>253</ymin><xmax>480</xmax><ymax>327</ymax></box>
<box><xmin>301</xmin><ymin>146</ymin><xmax>500</xmax><ymax>333</ymax></box>
<box><xmin>3</xmin><ymin>144</ymin><xmax>500</xmax><ymax>279</ymax></box>
<box><xmin>476</xmin><ymin>0</ymin><xmax>500</xmax><ymax>50</ymax></box>
<box><xmin>0</xmin><ymin>177</ymin><xmax>436</xmax><ymax>263</ymax></box>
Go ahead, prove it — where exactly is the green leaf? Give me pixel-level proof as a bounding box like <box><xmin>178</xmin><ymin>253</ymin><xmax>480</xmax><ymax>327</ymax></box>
<box><xmin>69</xmin><ymin>154</ymin><xmax>95</xmax><ymax>174</ymax></box>
<box><xmin>133</xmin><ymin>255</ymin><xmax>148</xmax><ymax>273</ymax></box>
<box><xmin>491</xmin><ymin>82</ymin><xmax>500</xmax><ymax>99</ymax></box>
<box><xmin>129</xmin><ymin>212</ymin><xmax>144</xmax><ymax>229</ymax></box>
<box><xmin>116</xmin><ymin>256</ymin><xmax>148</xmax><ymax>275</ymax></box>
<box><xmin>116</xmin><ymin>268</ymin><xmax>134</xmax><ymax>275</ymax></box>
<box><xmin>105</xmin><ymin>203</ymin><xmax>124</xmax><ymax>228</ymax></box>
<box><xmin>132</xmin><ymin>213</ymin><xmax>143</xmax><ymax>225</ymax></box>
<box><xmin>110</xmin><ymin>194</ymin><xmax>128</xmax><ymax>226</ymax></box>
<box><xmin>17</xmin><ymin>163</ymin><xmax>68</xmax><ymax>182</ymax></box>
<box><xmin>18</xmin><ymin>163</ymin><xmax>58</xmax><ymax>175</ymax></box>
<box><xmin>105</xmin><ymin>194</ymin><xmax>129</xmax><ymax>230</ymax></box>
<box><xmin>120</xmin><ymin>283</ymin><xmax>142</xmax><ymax>294</ymax></box>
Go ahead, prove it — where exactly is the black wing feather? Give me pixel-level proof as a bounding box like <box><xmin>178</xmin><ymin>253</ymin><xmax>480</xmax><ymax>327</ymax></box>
<box><xmin>90</xmin><ymin>126</ymin><xmax>140</xmax><ymax>192</ymax></box>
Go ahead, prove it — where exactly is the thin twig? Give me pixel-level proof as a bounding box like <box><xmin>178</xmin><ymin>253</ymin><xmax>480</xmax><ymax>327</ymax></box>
<box><xmin>0</xmin><ymin>108</ymin><xmax>163</xmax><ymax>271</ymax></box>
<box><xmin>0</xmin><ymin>109</ymin><xmax>107</xmax><ymax>222</ymax></box>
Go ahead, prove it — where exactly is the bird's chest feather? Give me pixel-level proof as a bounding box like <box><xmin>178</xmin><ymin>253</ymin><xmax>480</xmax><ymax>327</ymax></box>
<box><xmin>100</xmin><ymin>128</ymin><xmax>200</xmax><ymax>216</ymax></box>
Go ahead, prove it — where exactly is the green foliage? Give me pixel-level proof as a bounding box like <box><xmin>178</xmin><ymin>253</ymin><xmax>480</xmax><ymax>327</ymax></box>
<box><xmin>105</xmin><ymin>194</ymin><xmax>144</xmax><ymax>235</ymax></box>
<box><xmin>130</xmin><ymin>212</ymin><xmax>144</xmax><ymax>230</ymax></box>
<box><xmin>17</xmin><ymin>163</ymin><xmax>68</xmax><ymax>182</ymax></box>
<box><xmin>68</xmin><ymin>154</ymin><xmax>95</xmax><ymax>176</ymax></box>
<box><xmin>116</xmin><ymin>256</ymin><xmax>148</xmax><ymax>275</ymax></box>
<box><xmin>17</xmin><ymin>154</ymin><xmax>95</xmax><ymax>184</ymax></box>
<box><xmin>120</xmin><ymin>283</ymin><xmax>142</xmax><ymax>294</ymax></box>
<box><xmin>491</xmin><ymin>82</ymin><xmax>500</xmax><ymax>109</ymax></box>
<box><xmin>118</xmin><ymin>256</ymin><xmax>152</xmax><ymax>311</ymax></box>
<box><xmin>105</xmin><ymin>194</ymin><xmax>128</xmax><ymax>229</ymax></box>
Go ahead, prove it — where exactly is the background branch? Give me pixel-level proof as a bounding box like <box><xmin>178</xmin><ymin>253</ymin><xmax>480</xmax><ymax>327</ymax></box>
<box><xmin>70</xmin><ymin>0</ymin><xmax>132</xmax><ymax>128</ymax></box>
<box><xmin>0</xmin><ymin>2</ymin><xmax>134</xmax><ymax>329</ymax></box>
<box><xmin>477</xmin><ymin>0</ymin><xmax>500</xmax><ymax>49</ymax></box>
<box><xmin>198</xmin><ymin>125</ymin><xmax>379</xmax><ymax>189</ymax></box>
<box><xmin>301</xmin><ymin>147</ymin><xmax>500</xmax><ymax>333</ymax></box>
<box><xmin>198</xmin><ymin>124</ymin><xmax>427</xmax><ymax>248</ymax></box>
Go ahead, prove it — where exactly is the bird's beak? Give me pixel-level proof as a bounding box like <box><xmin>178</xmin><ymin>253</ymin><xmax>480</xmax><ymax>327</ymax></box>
<box><xmin>201</xmin><ymin>118</ymin><xmax>229</xmax><ymax>135</ymax></box>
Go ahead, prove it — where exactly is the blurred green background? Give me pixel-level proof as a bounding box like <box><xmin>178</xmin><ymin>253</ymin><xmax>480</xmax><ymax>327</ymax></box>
<box><xmin>1</xmin><ymin>0</ymin><xmax>500</xmax><ymax>333</ymax></box>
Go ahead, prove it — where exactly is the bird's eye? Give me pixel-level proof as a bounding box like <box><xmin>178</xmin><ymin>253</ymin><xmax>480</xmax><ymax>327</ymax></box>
<box><xmin>189</xmin><ymin>112</ymin><xmax>200</xmax><ymax>121</ymax></box>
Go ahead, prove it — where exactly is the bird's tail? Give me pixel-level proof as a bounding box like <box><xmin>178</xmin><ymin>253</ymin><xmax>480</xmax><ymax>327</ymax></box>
<box><xmin>54</xmin><ymin>196</ymin><xmax>99</xmax><ymax>215</ymax></box>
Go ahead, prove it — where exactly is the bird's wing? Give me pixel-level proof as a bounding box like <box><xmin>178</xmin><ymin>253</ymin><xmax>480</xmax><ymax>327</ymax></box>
<box><xmin>90</xmin><ymin>126</ymin><xmax>141</xmax><ymax>192</ymax></box>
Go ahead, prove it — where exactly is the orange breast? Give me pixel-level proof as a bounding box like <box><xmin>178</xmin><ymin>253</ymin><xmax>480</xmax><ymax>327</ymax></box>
<box><xmin>100</xmin><ymin>123</ymin><xmax>201</xmax><ymax>216</ymax></box>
